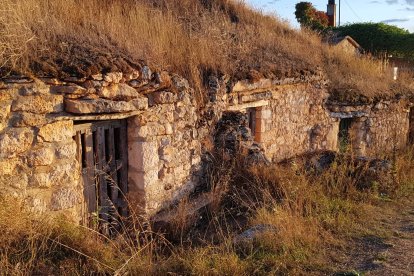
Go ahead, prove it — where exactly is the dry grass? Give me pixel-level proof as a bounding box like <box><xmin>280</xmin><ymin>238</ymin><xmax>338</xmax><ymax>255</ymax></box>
<box><xmin>1</xmin><ymin>147</ymin><xmax>413</xmax><ymax>274</ymax></box>
<box><xmin>0</xmin><ymin>0</ymin><xmax>409</xmax><ymax>100</ymax></box>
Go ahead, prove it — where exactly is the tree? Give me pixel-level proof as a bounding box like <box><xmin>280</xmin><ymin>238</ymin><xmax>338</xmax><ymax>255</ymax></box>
<box><xmin>335</xmin><ymin>23</ymin><xmax>414</xmax><ymax>59</ymax></box>
<box><xmin>295</xmin><ymin>2</ymin><xmax>329</xmax><ymax>31</ymax></box>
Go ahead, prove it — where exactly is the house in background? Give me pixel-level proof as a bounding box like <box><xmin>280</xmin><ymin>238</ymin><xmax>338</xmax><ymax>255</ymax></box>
<box><xmin>329</xmin><ymin>36</ymin><xmax>364</xmax><ymax>56</ymax></box>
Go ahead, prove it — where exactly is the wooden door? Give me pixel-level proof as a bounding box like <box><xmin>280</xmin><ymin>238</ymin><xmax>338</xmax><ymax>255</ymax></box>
<box><xmin>74</xmin><ymin>120</ymin><xmax>128</xmax><ymax>235</ymax></box>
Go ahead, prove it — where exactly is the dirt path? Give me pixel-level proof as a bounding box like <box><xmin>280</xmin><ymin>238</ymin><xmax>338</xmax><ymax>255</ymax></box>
<box><xmin>368</xmin><ymin>202</ymin><xmax>414</xmax><ymax>276</ymax></box>
<box><xmin>336</xmin><ymin>198</ymin><xmax>414</xmax><ymax>275</ymax></box>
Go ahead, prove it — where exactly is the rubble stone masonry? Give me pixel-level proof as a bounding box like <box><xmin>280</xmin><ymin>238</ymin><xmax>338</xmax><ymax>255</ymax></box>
<box><xmin>0</xmin><ymin>69</ymin><xmax>411</xmax><ymax>222</ymax></box>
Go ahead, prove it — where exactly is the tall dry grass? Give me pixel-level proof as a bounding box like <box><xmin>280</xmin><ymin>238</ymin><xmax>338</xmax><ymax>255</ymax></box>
<box><xmin>0</xmin><ymin>0</ymin><xmax>406</xmax><ymax>100</ymax></box>
<box><xmin>1</xmin><ymin>147</ymin><xmax>413</xmax><ymax>274</ymax></box>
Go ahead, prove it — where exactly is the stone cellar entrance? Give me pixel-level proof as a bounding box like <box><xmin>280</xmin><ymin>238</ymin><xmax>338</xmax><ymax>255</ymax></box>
<box><xmin>73</xmin><ymin>120</ymin><xmax>128</xmax><ymax>235</ymax></box>
<box><xmin>338</xmin><ymin>118</ymin><xmax>354</xmax><ymax>152</ymax></box>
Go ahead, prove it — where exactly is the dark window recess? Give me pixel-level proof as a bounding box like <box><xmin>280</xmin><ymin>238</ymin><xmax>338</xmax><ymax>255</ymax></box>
<box><xmin>409</xmin><ymin>107</ymin><xmax>414</xmax><ymax>144</ymax></box>
<box><xmin>73</xmin><ymin>120</ymin><xmax>128</xmax><ymax>236</ymax></box>
<box><xmin>247</xmin><ymin>108</ymin><xmax>256</xmax><ymax>137</ymax></box>
<box><xmin>338</xmin><ymin>118</ymin><xmax>353</xmax><ymax>152</ymax></box>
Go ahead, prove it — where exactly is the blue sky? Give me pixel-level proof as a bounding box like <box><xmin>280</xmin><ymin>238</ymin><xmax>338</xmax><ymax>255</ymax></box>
<box><xmin>246</xmin><ymin>0</ymin><xmax>414</xmax><ymax>32</ymax></box>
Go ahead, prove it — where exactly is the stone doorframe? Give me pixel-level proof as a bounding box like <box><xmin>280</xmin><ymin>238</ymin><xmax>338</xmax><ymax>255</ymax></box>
<box><xmin>227</xmin><ymin>100</ymin><xmax>271</xmax><ymax>143</ymax></box>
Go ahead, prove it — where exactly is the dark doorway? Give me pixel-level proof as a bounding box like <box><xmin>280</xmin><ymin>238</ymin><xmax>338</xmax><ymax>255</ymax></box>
<box><xmin>409</xmin><ymin>107</ymin><xmax>414</xmax><ymax>144</ymax></box>
<box><xmin>73</xmin><ymin>120</ymin><xmax>128</xmax><ymax>235</ymax></box>
<box><xmin>247</xmin><ymin>108</ymin><xmax>256</xmax><ymax>138</ymax></box>
<box><xmin>338</xmin><ymin>118</ymin><xmax>354</xmax><ymax>152</ymax></box>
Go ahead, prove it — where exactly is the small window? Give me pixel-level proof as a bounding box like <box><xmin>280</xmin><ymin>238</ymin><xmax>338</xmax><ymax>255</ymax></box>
<box><xmin>338</xmin><ymin>118</ymin><xmax>353</xmax><ymax>152</ymax></box>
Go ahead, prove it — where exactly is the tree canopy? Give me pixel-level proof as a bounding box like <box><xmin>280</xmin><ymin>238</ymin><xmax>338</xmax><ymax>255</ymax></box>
<box><xmin>295</xmin><ymin>2</ymin><xmax>329</xmax><ymax>31</ymax></box>
<box><xmin>335</xmin><ymin>23</ymin><xmax>414</xmax><ymax>59</ymax></box>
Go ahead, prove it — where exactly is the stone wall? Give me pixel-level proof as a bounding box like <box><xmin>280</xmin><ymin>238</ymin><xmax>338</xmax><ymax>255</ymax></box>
<box><xmin>0</xmin><ymin>70</ymin><xmax>412</xmax><ymax>222</ymax></box>
<box><xmin>0</xmin><ymin>69</ymin><xmax>211</xmax><ymax>220</ymax></box>
<box><xmin>327</xmin><ymin>100</ymin><xmax>411</xmax><ymax>156</ymax></box>
<box><xmin>0</xmin><ymin>80</ymin><xmax>82</xmax><ymax>221</ymax></box>
<box><xmin>228</xmin><ymin>82</ymin><xmax>338</xmax><ymax>162</ymax></box>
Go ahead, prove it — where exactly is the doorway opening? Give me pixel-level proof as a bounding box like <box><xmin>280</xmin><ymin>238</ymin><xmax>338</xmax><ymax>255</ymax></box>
<box><xmin>338</xmin><ymin>118</ymin><xmax>354</xmax><ymax>152</ymax></box>
<box><xmin>247</xmin><ymin>108</ymin><xmax>256</xmax><ymax>139</ymax></box>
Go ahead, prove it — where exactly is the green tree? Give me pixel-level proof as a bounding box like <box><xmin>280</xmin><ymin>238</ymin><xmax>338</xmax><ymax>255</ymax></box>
<box><xmin>335</xmin><ymin>23</ymin><xmax>414</xmax><ymax>59</ymax></box>
<box><xmin>295</xmin><ymin>2</ymin><xmax>329</xmax><ymax>31</ymax></box>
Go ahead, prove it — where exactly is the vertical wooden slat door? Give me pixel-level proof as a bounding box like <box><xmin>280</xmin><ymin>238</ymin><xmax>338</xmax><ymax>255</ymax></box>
<box><xmin>73</xmin><ymin>120</ymin><xmax>128</xmax><ymax>235</ymax></box>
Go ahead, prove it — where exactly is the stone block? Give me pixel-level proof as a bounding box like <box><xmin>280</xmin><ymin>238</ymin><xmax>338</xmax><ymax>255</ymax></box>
<box><xmin>104</xmin><ymin>72</ymin><xmax>123</xmax><ymax>83</ymax></box>
<box><xmin>51</xmin><ymin>84</ymin><xmax>86</xmax><ymax>95</ymax></box>
<box><xmin>10</xmin><ymin>112</ymin><xmax>49</xmax><ymax>127</ymax></box>
<box><xmin>97</xmin><ymin>83</ymin><xmax>140</xmax><ymax>101</ymax></box>
<box><xmin>152</xmin><ymin>91</ymin><xmax>177</xmax><ymax>104</ymax></box>
<box><xmin>128</xmin><ymin>124</ymin><xmax>148</xmax><ymax>139</ymax></box>
<box><xmin>38</xmin><ymin>121</ymin><xmax>73</xmax><ymax>142</ymax></box>
<box><xmin>129</xmin><ymin>141</ymin><xmax>159</xmax><ymax>172</ymax></box>
<box><xmin>31</xmin><ymin>172</ymin><xmax>52</xmax><ymax>188</ymax></box>
<box><xmin>257</xmin><ymin>109</ymin><xmax>272</xmax><ymax>120</ymax></box>
<box><xmin>50</xmin><ymin>162</ymin><xmax>80</xmax><ymax>184</ymax></box>
<box><xmin>174</xmin><ymin>106</ymin><xmax>187</xmax><ymax>119</ymax></box>
<box><xmin>0</xmin><ymin>158</ymin><xmax>21</xmax><ymax>175</ymax></box>
<box><xmin>0</xmin><ymin>100</ymin><xmax>11</xmax><ymax>120</ymax></box>
<box><xmin>25</xmin><ymin>196</ymin><xmax>48</xmax><ymax>213</ymax></box>
<box><xmin>165</xmin><ymin>123</ymin><xmax>173</xmax><ymax>135</ymax></box>
<box><xmin>27</xmin><ymin>146</ymin><xmax>55</xmax><ymax>167</ymax></box>
<box><xmin>55</xmin><ymin>142</ymin><xmax>77</xmax><ymax>159</ymax></box>
<box><xmin>159</xmin><ymin>146</ymin><xmax>175</xmax><ymax>163</ymax></box>
<box><xmin>0</xmin><ymin>128</ymin><xmax>34</xmax><ymax>158</ymax></box>
<box><xmin>12</xmin><ymin>94</ymin><xmax>64</xmax><ymax>114</ymax></box>
<box><xmin>128</xmin><ymin>169</ymin><xmax>158</xmax><ymax>191</ymax></box>
<box><xmin>50</xmin><ymin>187</ymin><xmax>80</xmax><ymax>211</ymax></box>
<box><xmin>65</xmin><ymin>97</ymin><xmax>148</xmax><ymax>114</ymax></box>
<box><xmin>146</xmin><ymin>123</ymin><xmax>166</xmax><ymax>136</ymax></box>
<box><xmin>0</xmin><ymin>172</ymin><xmax>28</xmax><ymax>189</ymax></box>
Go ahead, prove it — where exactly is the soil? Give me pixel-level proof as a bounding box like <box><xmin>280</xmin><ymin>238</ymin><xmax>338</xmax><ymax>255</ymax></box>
<box><xmin>334</xmin><ymin>197</ymin><xmax>414</xmax><ymax>275</ymax></box>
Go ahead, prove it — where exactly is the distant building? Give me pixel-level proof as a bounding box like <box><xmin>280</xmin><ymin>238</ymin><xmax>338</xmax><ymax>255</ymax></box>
<box><xmin>329</xmin><ymin>36</ymin><xmax>364</xmax><ymax>56</ymax></box>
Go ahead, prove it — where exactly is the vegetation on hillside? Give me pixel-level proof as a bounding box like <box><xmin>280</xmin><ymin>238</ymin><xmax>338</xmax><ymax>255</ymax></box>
<box><xmin>0</xmin><ymin>0</ymin><xmax>412</xmax><ymax>101</ymax></box>
<box><xmin>1</xmin><ymin>146</ymin><xmax>413</xmax><ymax>274</ymax></box>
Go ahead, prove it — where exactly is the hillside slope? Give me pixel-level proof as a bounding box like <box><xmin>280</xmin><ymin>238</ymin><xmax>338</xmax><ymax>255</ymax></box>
<box><xmin>0</xmin><ymin>0</ymin><xmax>412</xmax><ymax>101</ymax></box>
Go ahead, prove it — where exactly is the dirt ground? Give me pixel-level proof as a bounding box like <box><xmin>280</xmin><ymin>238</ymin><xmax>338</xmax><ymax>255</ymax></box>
<box><xmin>334</xmin><ymin>197</ymin><xmax>414</xmax><ymax>275</ymax></box>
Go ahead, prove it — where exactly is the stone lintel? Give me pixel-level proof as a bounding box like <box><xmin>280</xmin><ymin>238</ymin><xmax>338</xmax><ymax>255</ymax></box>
<box><xmin>329</xmin><ymin>111</ymin><xmax>368</xmax><ymax>118</ymax></box>
<box><xmin>227</xmin><ymin>100</ymin><xmax>269</xmax><ymax>111</ymax></box>
<box><xmin>59</xmin><ymin>111</ymin><xmax>141</xmax><ymax>122</ymax></box>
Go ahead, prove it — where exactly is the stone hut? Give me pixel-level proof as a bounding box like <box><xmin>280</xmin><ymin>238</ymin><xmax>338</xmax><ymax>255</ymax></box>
<box><xmin>0</xmin><ymin>67</ymin><xmax>412</xmax><ymax>226</ymax></box>
<box><xmin>329</xmin><ymin>36</ymin><xmax>364</xmax><ymax>56</ymax></box>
